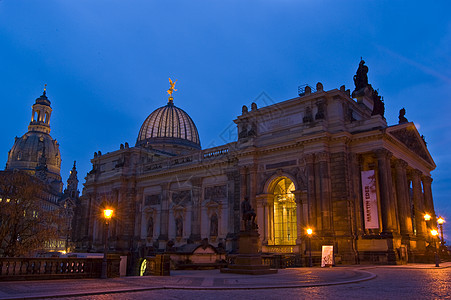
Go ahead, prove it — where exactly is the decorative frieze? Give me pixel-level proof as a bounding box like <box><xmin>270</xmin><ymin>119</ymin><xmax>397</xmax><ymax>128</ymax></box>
<box><xmin>171</xmin><ymin>190</ymin><xmax>191</xmax><ymax>205</ymax></box>
<box><xmin>265</xmin><ymin>160</ymin><xmax>296</xmax><ymax>170</ymax></box>
<box><xmin>205</xmin><ymin>185</ymin><xmax>227</xmax><ymax>200</ymax></box>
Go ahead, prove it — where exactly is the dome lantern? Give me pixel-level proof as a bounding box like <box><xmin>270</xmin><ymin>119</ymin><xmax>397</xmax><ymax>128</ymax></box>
<box><xmin>28</xmin><ymin>85</ymin><xmax>52</xmax><ymax>134</ymax></box>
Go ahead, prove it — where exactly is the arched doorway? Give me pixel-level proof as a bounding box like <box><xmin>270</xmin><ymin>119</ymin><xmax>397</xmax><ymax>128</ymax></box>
<box><xmin>272</xmin><ymin>177</ymin><xmax>297</xmax><ymax>245</ymax></box>
<box><xmin>140</xmin><ymin>259</ymin><xmax>147</xmax><ymax>276</ymax></box>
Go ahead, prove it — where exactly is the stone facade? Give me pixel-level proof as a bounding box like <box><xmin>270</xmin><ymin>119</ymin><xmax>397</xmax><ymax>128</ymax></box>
<box><xmin>75</xmin><ymin>62</ymin><xmax>437</xmax><ymax>273</ymax></box>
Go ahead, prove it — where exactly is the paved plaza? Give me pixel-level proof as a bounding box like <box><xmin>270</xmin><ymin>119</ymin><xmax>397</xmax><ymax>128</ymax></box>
<box><xmin>0</xmin><ymin>263</ymin><xmax>449</xmax><ymax>300</ymax></box>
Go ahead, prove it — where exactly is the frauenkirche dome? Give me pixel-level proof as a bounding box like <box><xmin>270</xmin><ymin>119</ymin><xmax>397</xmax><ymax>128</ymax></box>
<box><xmin>6</xmin><ymin>88</ymin><xmax>63</xmax><ymax>191</ymax></box>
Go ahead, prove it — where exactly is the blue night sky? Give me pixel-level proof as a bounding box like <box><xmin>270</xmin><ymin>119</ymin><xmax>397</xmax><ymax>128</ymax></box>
<box><xmin>1</xmin><ymin>1</ymin><xmax>450</xmax><ymax>240</ymax></box>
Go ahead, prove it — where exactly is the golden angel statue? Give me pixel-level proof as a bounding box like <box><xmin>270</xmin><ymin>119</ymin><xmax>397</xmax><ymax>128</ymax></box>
<box><xmin>167</xmin><ymin>78</ymin><xmax>177</xmax><ymax>97</ymax></box>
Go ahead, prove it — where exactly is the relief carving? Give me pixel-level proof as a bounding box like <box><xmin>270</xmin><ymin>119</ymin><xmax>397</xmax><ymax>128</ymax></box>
<box><xmin>390</xmin><ymin>128</ymin><xmax>431</xmax><ymax>163</ymax></box>
<box><xmin>171</xmin><ymin>190</ymin><xmax>191</xmax><ymax>205</ymax></box>
<box><xmin>205</xmin><ymin>185</ymin><xmax>227</xmax><ymax>200</ymax></box>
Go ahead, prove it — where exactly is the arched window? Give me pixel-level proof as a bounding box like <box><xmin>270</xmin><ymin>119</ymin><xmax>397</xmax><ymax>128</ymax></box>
<box><xmin>273</xmin><ymin>177</ymin><xmax>297</xmax><ymax>245</ymax></box>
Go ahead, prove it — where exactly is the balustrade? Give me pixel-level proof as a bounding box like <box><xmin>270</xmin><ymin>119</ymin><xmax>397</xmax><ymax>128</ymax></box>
<box><xmin>0</xmin><ymin>257</ymin><xmax>120</xmax><ymax>281</ymax></box>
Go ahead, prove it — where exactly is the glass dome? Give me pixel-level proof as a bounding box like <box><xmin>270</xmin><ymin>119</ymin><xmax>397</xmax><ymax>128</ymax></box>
<box><xmin>136</xmin><ymin>102</ymin><xmax>201</xmax><ymax>150</ymax></box>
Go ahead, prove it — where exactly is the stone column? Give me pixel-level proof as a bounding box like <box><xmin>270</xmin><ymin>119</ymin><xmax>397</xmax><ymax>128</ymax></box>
<box><xmin>314</xmin><ymin>157</ymin><xmax>322</xmax><ymax>232</ymax></box>
<box><xmin>240</xmin><ymin>166</ymin><xmax>248</xmax><ymax>201</ymax></box>
<box><xmin>411</xmin><ymin>169</ymin><xmax>427</xmax><ymax>237</ymax></box>
<box><xmin>256</xmin><ymin>194</ymin><xmax>271</xmax><ymax>243</ymax></box>
<box><xmin>394</xmin><ymin>159</ymin><xmax>413</xmax><ymax>237</ymax></box>
<box><xmin>350</xmin><ymin>153</ymin><xmax>364</xmax><ymax>235</ymax></box>
<box><xmin>127</xmin><ymin>187</ymin><xmax>137</xmax><ymax>251</ymax></box>
<box><xmin>134</xmin><ymin>188</ymin><xmax>144</xmax><ymax>246</ymax></box>
<box><xmin>86</xmin><ymin>193</ymin><xmax>95</xmax><ymax>248</ymax></box>
<box><xmin>317</xmin><ymin>152</ymin><xmax>332</xmax><ymax>233</ymax></box>
<box><xmin>190</xmin><ymin>178</ymin><xmax>202</xmax><ymax>242</ymax></box>
<box><xmin>249</xmin><ymin>165</ymin><xmax>258</xmax><ymax>209</ymax></box>
<box><xmin>226</xmin><ymin>170</ymin><xmax>239</xmax><ymax>235</ymax></box>
<box><xmin>304</xmin><ymin>153</ymin><xmax>316</xmax><ymax>229</ymax></box>
<box><xmin>422</xmin><ymin>176</ymin><xmax>434</xmax><ymax>220</ymax></box>
<box><xmin>158</xmin><ymin>184</ymin><xmax>170</xmax><ymax>241</ymax></box>
<box><xmin>117</xmin><ymin>188</ymin><xmax>127</xmax><ymax>244</ymax></box>
<box><xmin>293</xmin><ymin>190</ymin><xmax>306</xmax><ymax>244</ymax></box>
<box><xmin>112</xmin><ymin>189</ymin><xmax>119</xmax><ymax>242</ymax></box>
<box><xmin>239</xmin><ymin>166</ymin><xmax>248</xmax><ymax>230</ymax></box>
<box><xmin>375</xmin><ymin>149</ymin><xmax>396</xmax><ymax>234</ymax></box>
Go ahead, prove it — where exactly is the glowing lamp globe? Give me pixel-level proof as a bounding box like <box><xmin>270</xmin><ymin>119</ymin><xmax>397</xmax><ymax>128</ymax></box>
<box><xmin>103</xmin><ymin>209</ymin><xmax>113</xmax><ymax>220</ymax></box>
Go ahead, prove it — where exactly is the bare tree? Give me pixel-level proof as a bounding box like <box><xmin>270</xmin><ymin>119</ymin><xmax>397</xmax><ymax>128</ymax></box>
<box><xmin>0</xmin><ymin>171</ymin><xmax>62</xmax><ymax>257</ymax></box>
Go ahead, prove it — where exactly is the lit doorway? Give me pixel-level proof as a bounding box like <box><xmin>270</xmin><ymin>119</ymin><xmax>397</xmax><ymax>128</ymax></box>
<box><xmin>272</xmin><ymin>177</ymin><xmax>297</xmax><ymax>245</ymax></box>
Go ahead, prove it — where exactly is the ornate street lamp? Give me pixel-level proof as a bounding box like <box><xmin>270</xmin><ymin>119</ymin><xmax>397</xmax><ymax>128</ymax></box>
<box><xmin>101</xmin><ymin>208</ymin><xmax>113</xmax><ymax>279</ymax></box>
<box><xmin>431</xmin><ymin>229</ymin><xmax>440</xmax><ymax>267</ymax></box>
<box><xmin>437</xmin><ymin>216</ymin><xmax>445</xmax><ymax>246</ymax></box>
<box><xmin>307</xmin><ymin>228</ymin><xmax>313</xmax><ymax>267</ymax></box>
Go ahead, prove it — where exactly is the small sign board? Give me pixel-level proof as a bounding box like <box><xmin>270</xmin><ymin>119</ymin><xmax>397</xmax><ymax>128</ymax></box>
<box><xmin>321</xmin><ymin>245</ymin><xmax>334</xmax><ymax>267</ymax></box>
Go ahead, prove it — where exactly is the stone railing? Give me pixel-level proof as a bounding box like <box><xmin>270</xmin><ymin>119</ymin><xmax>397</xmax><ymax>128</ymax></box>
<box><xmin>202</xmin><ymin>147</ymin><xmax>229</xmax><ymax>159</ymax></box>
<box><xmin>0</xmin><ymin>257</ymin><xmax>120</xmax><ymax>281</ymax></box>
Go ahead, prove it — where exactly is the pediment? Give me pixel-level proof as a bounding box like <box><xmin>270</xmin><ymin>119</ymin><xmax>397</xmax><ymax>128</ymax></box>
<box><xmin>388</xmin><ymin>124</ymin><xmax>434</xmax><ymax>166</ymax></box>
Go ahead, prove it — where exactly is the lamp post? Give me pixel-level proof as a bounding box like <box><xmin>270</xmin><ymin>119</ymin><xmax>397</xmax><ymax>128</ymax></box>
<box><xmin>307</xmin><ymin>228</ymin><xmax>313</xmax><ymax>267</ymax></box>
<box><xmin>101</xmin><ymin>208</ymin><xmax>113</xmax><ymax>279</ymax></box>
<box><xmin>437</xmin><ymin>216</ymin><xmax>445</xmax><ymax>246</ymax></box>
<box><xmin>431</xmin><ymin>229</ymin><xmax>440</xmax><ymax>267</ymax></box>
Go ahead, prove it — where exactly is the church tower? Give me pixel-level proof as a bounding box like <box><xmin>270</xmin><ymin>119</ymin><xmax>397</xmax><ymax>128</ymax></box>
<box><xmin>64</xmin><ymin>161</ymin><xmax>80</xmax><ymax>199</ymax></box>
<box><xmin>6</xmin><ymin>86</ymin><xmax>63</xmax><ymax>192</ymax></box>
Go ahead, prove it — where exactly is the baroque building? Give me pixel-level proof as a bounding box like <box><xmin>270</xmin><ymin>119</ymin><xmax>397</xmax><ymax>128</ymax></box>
<box><xmin>4</xmin><ymin>88</ymin><xmax>79</xmax><ymax>253</ymax></box>
<box><xmin>75</xmin><ymin>61</ymin><xmax>437</xmax><ymax>271</ymax></box>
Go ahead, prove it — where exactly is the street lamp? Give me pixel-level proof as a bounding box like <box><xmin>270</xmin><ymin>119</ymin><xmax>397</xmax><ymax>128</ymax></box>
<box><xmin>101</xmin><ymin>208</ymin><xmax>113</xmax><ymax>279</ymax></box>
<box><xmin>307</xmin><ymin>228</ymin><xmax>313</xmax><ymax>267</ymax></box>
<box><xmin>437</xmin><ymin>216</ymin><xmax>445</xmax><ymax>246</ymax></box>
<box><xmin>431</xmin><ymin>229</ymin><xmax>440</xmax><ymax>267</ymax></box>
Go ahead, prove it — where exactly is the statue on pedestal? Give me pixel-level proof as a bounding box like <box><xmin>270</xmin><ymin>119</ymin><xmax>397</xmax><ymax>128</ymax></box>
<box><xmin>371</xmin><ymin>89</ymin><xmax>385</xmax><ymax>118</ymax></box>
<box><xmin>353</xmin><ymin>59</ymin><xmax>369</xmax><ymax>91</ymax></box>
<box><xmin>398</xmin><ymin>108</ymin><xmax>408</xmax><ymax>123</ymax></box>
<box><xmin>241</xmin><ymin>197</ymin><xmax>257</xmax><ymax>231</ymax></box>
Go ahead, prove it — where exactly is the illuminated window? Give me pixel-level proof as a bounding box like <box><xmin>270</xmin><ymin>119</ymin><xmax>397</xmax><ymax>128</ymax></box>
<box><xmin>273</xmin><ymin>178</ymin><xmax>297</xmax><ymax>245</ymax></box>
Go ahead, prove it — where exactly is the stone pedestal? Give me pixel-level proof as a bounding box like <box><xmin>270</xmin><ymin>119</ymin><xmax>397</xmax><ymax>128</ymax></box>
<box><xmin>221</xmin><ymin>230</ymin><xmax>277</xmax><ymax>275</ymax></box>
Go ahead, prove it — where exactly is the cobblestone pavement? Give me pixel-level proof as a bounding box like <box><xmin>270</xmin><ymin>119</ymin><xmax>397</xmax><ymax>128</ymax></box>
<box><xmin>61</xmin><ymin>267</ymin><xmax>451</xmax><ymax>300</ymax></box>
<box><xmin>0</xmin><ymin>264</ymin><xmax>449</xmax><ymax>300</ymax></box>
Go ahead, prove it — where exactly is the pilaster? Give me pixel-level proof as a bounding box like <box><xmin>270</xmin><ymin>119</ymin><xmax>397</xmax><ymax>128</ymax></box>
<box><xmin>256</xmin><ymin>193</ymin><xmax>272</xmax><ymax>244</ymax></box>
<box><xmin>190</xmin><ymin>177</ymin><xmax>202</xmax><ymax>242</ymax></box>
<box><xmin>317</xmin><ymin>152</ymin><xmax>332</xmax><ymax>233</ymax></box>
<box><xmin>304</xmin><ymin>153</ymin><xmax>316</xmax><ymax>229</ymax></box>
<box><xmin>158</xmin><ymin>183</ymin><xmax>170</xmax><ymax>242</ymax></box>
